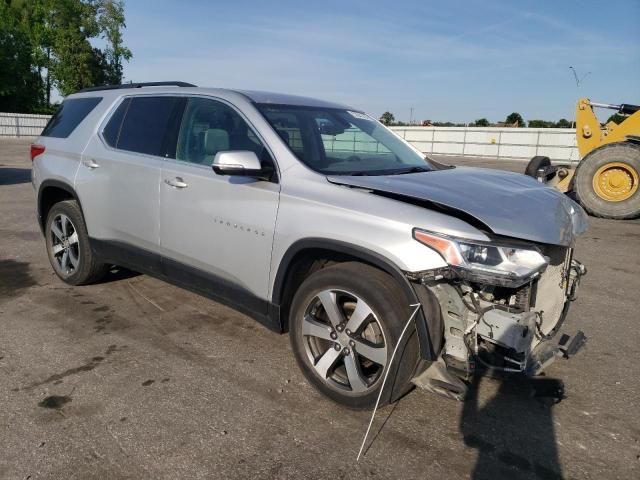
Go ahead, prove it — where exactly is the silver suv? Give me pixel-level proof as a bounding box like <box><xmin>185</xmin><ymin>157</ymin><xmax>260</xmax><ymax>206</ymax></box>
<box><xmin>31</xmin><ymin>82</ymin><xmax>588</xmax><ymax>408</ymax></box>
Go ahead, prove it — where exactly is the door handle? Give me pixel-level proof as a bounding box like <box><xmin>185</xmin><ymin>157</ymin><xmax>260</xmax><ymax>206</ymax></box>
<box><xmin>164</xmin><ymin>177</ymin><xmax>188</xmax><ymax>189</ymax></box>
<box><xmin>82</xmin><ymin>159</ymin><xmax>100</xmax><ymax>169</ymax></box>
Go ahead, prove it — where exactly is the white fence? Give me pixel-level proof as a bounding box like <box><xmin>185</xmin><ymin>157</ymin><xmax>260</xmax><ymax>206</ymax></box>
<box><xmin>0</xmin><ymin>111</ymin><xmax>580</xmax><ymax>163</ymax></box>
<box><xmin>0</xmin><ymin>112</ymin><xmax>51</xmax><ymax>137</ymax></box>
<box><xmin>391</xmin><ymin>126</ymin><xmax>580</xmax><ymax>163</ymax></box>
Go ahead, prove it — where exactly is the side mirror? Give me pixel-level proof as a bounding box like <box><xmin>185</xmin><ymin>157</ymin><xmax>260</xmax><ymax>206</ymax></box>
<box><xmin>212</xmin><ymin>151</ymin><xmax>263</xmax><ymax>177</ymax></box>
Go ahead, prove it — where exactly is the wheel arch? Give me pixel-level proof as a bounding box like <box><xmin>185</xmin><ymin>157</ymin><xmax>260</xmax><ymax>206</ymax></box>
<box><xmin>272</xmin><ymin>238</ymin><xmax>441</xmax><ymax>360</ymax></box>
<box><xmin>37</xmin><ymin>180</ymin><xmax>84</xmax><ymax>234</ymax></box>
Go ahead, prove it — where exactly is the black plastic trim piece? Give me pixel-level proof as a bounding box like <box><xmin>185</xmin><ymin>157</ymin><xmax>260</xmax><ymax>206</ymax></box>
<box><xmin>161</xmin><ymin>256</ymin><xmax>274</xmax><ymax>328</ymax></box>
<box><xmin>160</xmin><ymin>97</ymin><xmax>187</xmax><ymax>159</ymax></box>
<box><xmin>90</xmin><ymin>239</ymin><xmax>281</xmax><ymax>332</ymax></box>
<box><xmin>91</xmin><ymin>238</ymin><xmax>163</xmax><ymax>277</ymax></box>
<box><xmin>37</xmin><ymin>179</ymin><xmax>84</xmax><ymax>233</ymax></box>
<box><xmin>272</xmin><ymin>238</ymin><xmax>440</xmax><ymax>360</ymax></box>
<box><xmin>411</xmin><ymin>282</ymin><xmax>444</xmax><ymax>358</ymax></box>
<box><xmin>77</xmin><ymin>82</ymin><xmax>197</xmax><ymax>93</ymax></box>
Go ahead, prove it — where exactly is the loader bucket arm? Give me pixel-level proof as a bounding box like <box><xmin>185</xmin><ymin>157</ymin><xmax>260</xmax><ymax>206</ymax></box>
<box><xmin>576</xmin><ymin>98</ymin><xmax>640</xmax><ymax>158</ymax></box>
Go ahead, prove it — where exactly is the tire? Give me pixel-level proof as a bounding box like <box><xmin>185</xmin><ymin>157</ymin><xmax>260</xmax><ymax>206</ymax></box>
<box><xmin>524</xmin><ymin>156</ymin><xmax>551</xmax><ymax>178</ymax></box>
<box><xmin>44</xmin><ymin>200</ymin><xmax>108</xmax><ymax>285</ymax></box>
<box><xmin>289</xmin><ymin>262</ymin><xmax>421</xmax><ymax>409</ymax></box>
<box><xmin>575</xmin><ymin>142</ymin><xmax>640</xmax><ymax>219</ymax></box>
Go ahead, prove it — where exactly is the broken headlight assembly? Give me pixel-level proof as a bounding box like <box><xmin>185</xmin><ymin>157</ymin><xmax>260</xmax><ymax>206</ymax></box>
<box><xmin>413</xmin><ymin>229</ymin><xmax>548</xmax><ymax>287</ymax></box>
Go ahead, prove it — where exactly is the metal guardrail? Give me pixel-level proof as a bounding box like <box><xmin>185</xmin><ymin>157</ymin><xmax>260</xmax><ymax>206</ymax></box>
<box><xmin>0</xmin><ymin>112</ymin><xmax>51</xmax><ymax>138</ymax></box>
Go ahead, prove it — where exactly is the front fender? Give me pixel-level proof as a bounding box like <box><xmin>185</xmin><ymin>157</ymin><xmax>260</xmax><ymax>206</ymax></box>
<box><xmin>272</xmin><ymin>238</ymin><xmax>442</xmax><ymax>360</ymax></box>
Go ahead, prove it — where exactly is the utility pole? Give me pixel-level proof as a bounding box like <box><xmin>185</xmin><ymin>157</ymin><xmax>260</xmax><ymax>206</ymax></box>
<box><xmin>409</xmin><ymin>107</ymin><xmax>413</xmax><ymax>125</ymax></box>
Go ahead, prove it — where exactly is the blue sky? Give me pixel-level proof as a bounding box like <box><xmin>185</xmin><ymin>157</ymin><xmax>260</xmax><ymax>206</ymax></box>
<box><xmin>120</xmin><ymin>0</ymin><xmax>640</xmax><ymax>123</ymax></box>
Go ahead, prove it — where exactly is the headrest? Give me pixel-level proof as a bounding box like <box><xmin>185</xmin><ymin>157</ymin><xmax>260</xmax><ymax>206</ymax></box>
<box><xmin>204</xmin><ymin>129</ymin><xmax>230</xmax><ymax>155</ymax></box>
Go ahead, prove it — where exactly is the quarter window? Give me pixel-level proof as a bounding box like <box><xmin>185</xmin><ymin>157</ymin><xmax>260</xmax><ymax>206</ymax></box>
<box><xmin>41</xmin><ymin>97</ymin><xmax>102</xmax><ymax>138</ymax></box>
<box><xmin>176</xmin><ymin>97</ymin><xmax>269</xmax><ymax>166</ymax></box>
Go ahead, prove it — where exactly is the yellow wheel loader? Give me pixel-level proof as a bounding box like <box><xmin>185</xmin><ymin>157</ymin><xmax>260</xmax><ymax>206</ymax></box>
<box><xmin>525</xmin><ymin>98</ymin><xmax>640</xmax><ymax>219</ymax></box>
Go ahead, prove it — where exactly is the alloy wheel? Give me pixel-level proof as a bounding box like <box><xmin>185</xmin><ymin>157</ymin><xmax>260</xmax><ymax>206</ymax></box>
<box><xmin>49</xmin><ymin>213</ymin><xmax>80</xmax><ymax>276</ymax></box>
<box><xmin>301</xmin><ymin>289</ymin><xmax>387</xmax><ymax>394</ymax></box>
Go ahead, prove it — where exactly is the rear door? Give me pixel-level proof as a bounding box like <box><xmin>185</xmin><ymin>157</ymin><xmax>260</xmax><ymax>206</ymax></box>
<box><xmin>159</xmin><ymin>96</ymin><xmax>280</xmax><ymax>315</ymax></box>
<box><xmin>76</xmin><ymin>95</ymin><xmax>183</xmax><ymax>270</ymax></box>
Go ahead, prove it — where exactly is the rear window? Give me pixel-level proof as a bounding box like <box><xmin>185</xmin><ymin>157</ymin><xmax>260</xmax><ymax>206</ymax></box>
<box><xmin>41</xmin><ymin>97</ymin><xmax>102</xmax><ymax>138</ymax></box>
<box><xmin>115</xmin><ymin>96</ymin><xmax>180</xmax><ymax>157</ymax></box>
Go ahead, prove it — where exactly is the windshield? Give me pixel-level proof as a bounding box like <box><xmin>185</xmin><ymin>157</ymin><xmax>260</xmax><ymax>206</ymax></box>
<box><xmin>257</xmin><ymin>104</ymin><xmax>433</xmax><ymax>175</ymax></box>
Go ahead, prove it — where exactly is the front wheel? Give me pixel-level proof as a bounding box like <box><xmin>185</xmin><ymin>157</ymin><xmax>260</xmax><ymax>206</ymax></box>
<box><xmin>289</xmin><ymin>262</ymin><xmax>420</xmax><ymax>409</ymax></box>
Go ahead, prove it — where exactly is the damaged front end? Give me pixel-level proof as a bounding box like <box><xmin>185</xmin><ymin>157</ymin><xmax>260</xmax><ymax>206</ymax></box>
<box><xmin>408</xmin><ymin>230</ymin><xmax>587</xmax><ymax>401</ymax></box>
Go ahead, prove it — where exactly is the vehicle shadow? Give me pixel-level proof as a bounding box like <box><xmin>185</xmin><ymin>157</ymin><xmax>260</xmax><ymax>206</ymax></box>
<box><xmin>460</xmin><ymin>373</ymin><xmax>565</xmax><ymax>480</ymax></box>
<box><xmin>0</xmin><ymin>167</ymin><xmax>31</xmax><ymax>186</ymax></box>
<box><xmin>97</xmin><ymin>265</ymin><xmax>141</xmax><ymax>284</ymax></box>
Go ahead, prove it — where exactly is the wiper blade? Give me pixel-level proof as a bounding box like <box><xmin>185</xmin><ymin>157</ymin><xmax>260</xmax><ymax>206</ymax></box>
<box><xmin>387</xmin><ymin>166</ymin><xmax>430</xmax><ymax>175</ymax></box>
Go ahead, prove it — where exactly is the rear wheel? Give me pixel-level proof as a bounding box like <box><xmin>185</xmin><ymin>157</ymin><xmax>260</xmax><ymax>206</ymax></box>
<box><xmin>289</xmin><ymin>262</ymin><xmax>420</xmax><ymax>409</ymax></box>
<box><xmin>45</xmin><ymin>200</ymin><xmax>108</xmax><ymax>285</ymax></box>
<box><xmin>575</xmin><ymin>142</ymin><xmax>640</xmax><ymax>219</ymax></box>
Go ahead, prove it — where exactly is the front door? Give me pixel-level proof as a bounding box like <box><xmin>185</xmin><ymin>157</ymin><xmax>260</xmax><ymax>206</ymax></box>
<box><xmin>159</xmin><ymin>96</ymin><xmax>280</xmax><ymax>317</ymax></box>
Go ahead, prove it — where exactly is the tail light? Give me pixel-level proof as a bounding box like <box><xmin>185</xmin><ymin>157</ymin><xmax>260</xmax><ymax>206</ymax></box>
<box><xmin>30</xmin><ymin>144</ymin><xmax>45</xmax><ymax>161</ymax></box>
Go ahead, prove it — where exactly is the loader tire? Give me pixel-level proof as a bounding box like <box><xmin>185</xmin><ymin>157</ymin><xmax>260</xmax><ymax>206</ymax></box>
<box><xmin>575</xmin><ymin>142</ymin><xmax>640</xmax><ymax>219</ymax></box>
<box><xmin>525</xmin><ymin>156</ymin><xmax>551</xmax><ymax>178</ymax></box>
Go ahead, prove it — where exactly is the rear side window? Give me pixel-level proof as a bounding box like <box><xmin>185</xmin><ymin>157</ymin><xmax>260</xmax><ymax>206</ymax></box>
<box><xmin>116</xmin><ymin>96</ymin><xmax>181</xmax><ymax>157</ymax></box>
<box><xmin>41</xmin><ymin>97</ymin><xmax>102</xmax><ymax>138</ymax></box>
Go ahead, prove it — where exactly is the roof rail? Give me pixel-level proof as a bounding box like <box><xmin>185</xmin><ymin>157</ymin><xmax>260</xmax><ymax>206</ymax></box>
<box><xmin>76</xmin><ymin>81</ymin><xmax>197</xmax><ymax>93</ymax></box>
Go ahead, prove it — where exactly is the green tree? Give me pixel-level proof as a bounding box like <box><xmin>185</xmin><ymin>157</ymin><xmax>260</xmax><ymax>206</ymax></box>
<box><xmin>97</xmin><ymin>0</ymin><xmax>132</xmax><ymax>84</ymax></box>
<box><xmin>555</xmin><ymin>118</ymin><xmax>572</xmax><ymax>128</ymax></box>
<box><xmin>505</xmin><ymin>112</ymin><xmax>524</xmax><ymax>127</ymax></box>
<box><xmin>46</xmin><ymin>0</ymin><xmax>104</xmax><ymax>96</ymax></box>
<box><xmin>0</xmin><ymin>0</ymin><xmax>133</xmax><ymax>111</ymax></box>
<box><xmin>380</xmin><ymin>111</ymin><xmax>395</xmax><ymax>126</ymax></box>
<box><xmin>0</xmin><ymin>1</ymin><xmax>45</xmax><ymax>112</ymax></box>
<box><xmin>528</xmin><ymin>119</ymin><xmax>555</xmax><ymax>128</ymax></box>
<box><xmin>472</xmin><ymin>118</ymin><xmax>490</xmax><ymax>127</ymax></box>
<box><xmin>16</xmin><ymin>0</ymin><xmax>56</xmax><ymax>105</ymax></box>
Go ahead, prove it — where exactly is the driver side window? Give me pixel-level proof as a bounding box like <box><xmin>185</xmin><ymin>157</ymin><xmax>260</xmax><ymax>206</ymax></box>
<box><xmin>176</xmin><ymin>97</ymin><xmax>269</xmax><ymax>166</ymax></box>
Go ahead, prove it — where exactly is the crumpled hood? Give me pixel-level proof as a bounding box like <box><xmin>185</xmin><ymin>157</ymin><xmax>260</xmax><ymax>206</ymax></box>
<box><xmin>327</xmin><ymin>166</ymin><xmax>588</xmax><ymax>246</ymax></box>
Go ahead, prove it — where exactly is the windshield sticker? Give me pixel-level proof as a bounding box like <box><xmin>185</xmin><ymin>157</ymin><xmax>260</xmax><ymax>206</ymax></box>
<box><xmin>348</xmin><ymin>111</ymin><xmax>371</xmax><ymax>121</ymax></box>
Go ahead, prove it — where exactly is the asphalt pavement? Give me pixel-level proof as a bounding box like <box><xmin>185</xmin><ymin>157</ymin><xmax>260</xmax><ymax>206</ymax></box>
<box><xmin>1</xmin><ymin>139</ymin><xmax>639</xmax><ymax>479</ymax></box>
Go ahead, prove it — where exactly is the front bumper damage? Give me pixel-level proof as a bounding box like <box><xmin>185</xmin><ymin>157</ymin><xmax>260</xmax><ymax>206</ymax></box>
<box><xmin>409</xmin><ymin>247</ymin><xmax>587</xmax><ymax>401</ymax></box>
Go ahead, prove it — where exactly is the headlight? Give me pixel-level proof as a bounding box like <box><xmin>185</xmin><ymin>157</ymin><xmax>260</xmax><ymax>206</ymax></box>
<box><xmin>413</xmin><ymin>229</ymin><xmax>548</xmax><ymax>287</ymax></box>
